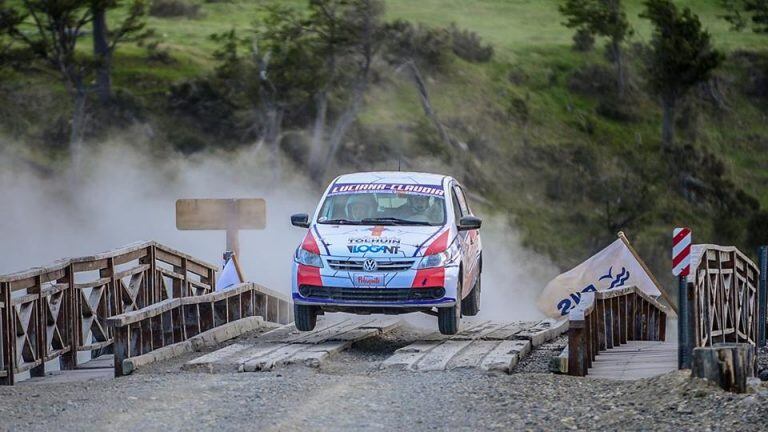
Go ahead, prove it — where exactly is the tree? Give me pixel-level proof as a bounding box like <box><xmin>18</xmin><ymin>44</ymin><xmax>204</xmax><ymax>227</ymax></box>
<box><xmin>1</xmin><ymin>1</ymin><xmax>148</xmax><ymax>156</ymax></box>
<box><xmin>91</xmin><ymin>1</ymin><xmax>149</xmax><ymax>103</ymax></box>
<box><xmin>640</xmin><ymin>0</ymin><xmax>723</xmax><ymax>150</ymax></box>
<box><xmin>721</xmin><ymin>0</ymin><xmax>768</xmax><ymax>33</ymax></box>
<box><xmin>560</xmin><ymin>0</ymin><xmax>631</xmax><ymax>97</ymax></box>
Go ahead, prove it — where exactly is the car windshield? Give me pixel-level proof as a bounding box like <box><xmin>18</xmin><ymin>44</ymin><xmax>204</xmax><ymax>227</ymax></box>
<box><xmin>317</xmin><ymin>183</ymin><xmax>446</xmax><ymax>226</ymax></box>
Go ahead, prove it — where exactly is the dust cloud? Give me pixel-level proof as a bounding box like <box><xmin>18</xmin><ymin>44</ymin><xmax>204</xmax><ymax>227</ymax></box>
<box><xmin>0</xmin><ymin>141</ymin><xmax>558</xmax><ymax>320</ymax></box>
<box><xmin>0</xmin><ymin>141</ymin><xmax>316</xmax><ymax>294</ymax></box>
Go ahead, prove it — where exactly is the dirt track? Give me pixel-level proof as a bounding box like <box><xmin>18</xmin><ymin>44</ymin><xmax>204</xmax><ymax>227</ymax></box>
<box><xmin>2</xmin><ymin>328</ymin><xmax>768</xmax><ymax>431</ymax></box>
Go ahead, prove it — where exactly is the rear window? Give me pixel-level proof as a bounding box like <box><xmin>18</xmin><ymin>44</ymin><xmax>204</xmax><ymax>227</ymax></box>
<box><xmin>317</xmin><ymin>183</ymin><xmax>446</xmax><ymax>226</ymax></box>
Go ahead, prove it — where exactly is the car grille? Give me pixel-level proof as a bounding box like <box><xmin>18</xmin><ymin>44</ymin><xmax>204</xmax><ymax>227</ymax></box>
<box><xmin>327</xmin><ymin>258</ymin><xmax>416</xmax><ymax>272</ymax></box>
<box><xmin>298</xmin><ymin>286</ymin><xmax>445</xmax><ymax>302</ymax></box>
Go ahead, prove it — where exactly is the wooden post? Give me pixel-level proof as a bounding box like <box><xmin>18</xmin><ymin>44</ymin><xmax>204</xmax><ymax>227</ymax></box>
<box><xmin>758</xmin><ymin>246</ymin><xmax>767</xmax><ymax>348</ymax></box>
<box><xmin>568</xmin><ymin>319</ymin><xmax>587</xmax><ymax>376</ymax></box>
<box><xmin>0</xmin><ymin>282</ymin><xmax>13</xmax><ymax>385</ymax></box>
<box><xmin>692</xmin><ymin>343</ymin><xmax>755</xmax><ymax>393</ymax></box>
<box><xmin>60</xmin><ymin>264</ymin><xmax>77</xmax><ymax>370</ymax></box>
<box><xmin>113</xmin><ymin>325</ymin><xmax>129</xmax><ymax>377</ymax></box>
<box><xmin>30</xmin><ymin>276</ymin><xmax>45</xmax><ymax>378</ymax></box>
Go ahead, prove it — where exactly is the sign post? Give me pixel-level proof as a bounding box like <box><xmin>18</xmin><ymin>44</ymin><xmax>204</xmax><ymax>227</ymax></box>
<box><xmin>758</xmin><ymin>246</ymin><xmax>767</xmax><ymax>348</ymax></box>
<box><xmin>175</xmin><ymin>198</ymin><xmax>266</xmax><ymax>260</ymax></box>
<box><xmin>673</xmin><ymin>227</ymin><xmax>692</xmax><ymax>369</ymax></box>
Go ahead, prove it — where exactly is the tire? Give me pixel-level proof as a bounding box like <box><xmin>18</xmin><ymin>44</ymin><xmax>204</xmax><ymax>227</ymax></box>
<box><xmin>438</xmin><ymin>283</ymin><xmax>462</xmax><ymax>335</ymax></box>
<box><xmin>294</xmin><ymin>304</ymin><xmax>318</xmax><ymax>331</ymax></box>
<box><xmin>461</xmin><ymin>277</ymin><xmax>481</xmax><ymax>316</ymax></box>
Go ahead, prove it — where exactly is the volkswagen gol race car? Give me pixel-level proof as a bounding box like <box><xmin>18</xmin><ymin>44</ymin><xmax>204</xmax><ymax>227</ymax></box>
<box><xmin>290</xmin><ymin>172</ymin><xmax>482</xmax><ymax>335</ymax></box>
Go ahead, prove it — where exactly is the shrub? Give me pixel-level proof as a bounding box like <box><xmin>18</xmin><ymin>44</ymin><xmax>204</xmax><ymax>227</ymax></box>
<box><xmin>149</xmin><ymin>0</ymin><xmax>201</xmax><ymax>19</ymax></box>
<box><xmin>384</xmin><ymin>20</ymin><xmax>452</xmax><ymax>68</ymax></box>
<box><xmin>448</xmin><ymin>23</ymin><xmax>493</xmax><ymax>63</ymax></box>
<box><xmin>572</xmin><ymin>28</ymin><xmax>594</xmax><ymax>52</ymax></box>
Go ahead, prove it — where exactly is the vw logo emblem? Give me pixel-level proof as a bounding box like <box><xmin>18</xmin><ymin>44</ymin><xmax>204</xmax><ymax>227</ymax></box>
<box><xmin>362</xmin><ymin>258</ymin><xmax>378</xmax><ymax>272</ymax></box>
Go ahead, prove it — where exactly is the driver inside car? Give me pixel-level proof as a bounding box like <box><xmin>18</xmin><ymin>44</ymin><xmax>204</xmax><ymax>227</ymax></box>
<box><xmin>396</xmin><ymin>194</ymin><xmax>441</xmax><ymax>223</ymax></box>
<box><xmin>345</xmin><ymin>195</ymin><xmax>377</xmax><ymax>221</ymax></box>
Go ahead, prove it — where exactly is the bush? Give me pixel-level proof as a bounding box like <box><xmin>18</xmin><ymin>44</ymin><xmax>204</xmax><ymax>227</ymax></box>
<box><xmin>572</xmin><ymin>28</ymin><xmax>594</xmax><ymax>52</ymax></box>
<box><xmin>448</xmin><ymin>23</ymin><xmax>493</xmax><ymax>63</ymax></box>
<box><xmin>149</xmin><ymin>0</ymin><xmax>201</xmax><ymax>19</ymax></box>
<box><xmin>384</xmin><ymin>20</ymin><xmax>451</xmax><ymax>68</ymax></box>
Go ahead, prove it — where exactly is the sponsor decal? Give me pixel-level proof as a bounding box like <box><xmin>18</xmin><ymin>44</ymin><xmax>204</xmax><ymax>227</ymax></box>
<box><xmin>555</xmin><ymin>266</ymin><xmax>631</xmax><ymax>316</ymax></box>
<box><xmin>369</xmin><ymin>226</ymin><xmax>387</xmax><ymax>237</ymax></box>
<box><xmin>328</xmin><ymin>183</ymin><xmax>445</xmax><ymax>197</ymax></box>
<box><xmin>348</xmin><ymin>236</ymin><xmax>400</xmax><ymax>245</ymax></box>
<box><xmin>355</xmin><ymin>274</ymin><xmax>384</xmax><ymax>286</ymax></box>
<box><xmin>347</xmin><ymin>244</ymin><xmax>400</xmax><ymax>254</ymax></box>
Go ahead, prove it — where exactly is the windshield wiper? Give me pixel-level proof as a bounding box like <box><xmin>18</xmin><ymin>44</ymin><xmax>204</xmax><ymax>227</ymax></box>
<box><xmin>320</xmin><ymin>218</ymin><xmax>360</xmax><ymax>225</ymax></box>
<box><xmin>361</xmin><ymin>217</ymin><xmax>433</xmax><ymax>226</ymax></box>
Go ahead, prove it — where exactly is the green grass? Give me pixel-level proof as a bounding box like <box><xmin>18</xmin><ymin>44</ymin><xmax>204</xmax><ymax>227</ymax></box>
<box><xmin>6</xmin><ymin>0</ymin><xmax>768</xmax><ymax>271</ymax></box>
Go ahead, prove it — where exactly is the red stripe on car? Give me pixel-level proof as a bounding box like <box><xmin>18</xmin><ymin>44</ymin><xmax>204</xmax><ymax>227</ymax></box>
<box><xmin>297</xmin><ymin>264</ymin><xmax>322</xmax><ymax>286</ymax></box>
<box><xmin>411</xmin><ymin>267</ymin><xmax>445</xmax><ymax>288</ymax></box>
<box><xmin>301</xmin><ymin>230</ymin><xmax>321</xmax><ymax>254</ymax></box>
<box><xmin>424</xmin><ymin>230</ymin><xmax>450</xmax><ymax>255</ymax></box>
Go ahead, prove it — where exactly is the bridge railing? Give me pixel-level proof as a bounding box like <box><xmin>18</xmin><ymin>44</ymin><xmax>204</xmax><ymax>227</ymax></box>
<box><xmin>689</xmin><ymin>245</ymin><xmax>759</xmax><ymax>349</ymax></box>
<box><xmin>0</xmin><ymin>241</ymin><xmax>218</xmax><ymax>385</ymax></box>
<box><xmin>107</xmin><ymin>282</ymin><xmax>292</xmax><ymax>376</ymax></box>
<box><xmin>567</xmin><ymin>286</ymin><xmax>668</xmax><ymax>376</ymax></box>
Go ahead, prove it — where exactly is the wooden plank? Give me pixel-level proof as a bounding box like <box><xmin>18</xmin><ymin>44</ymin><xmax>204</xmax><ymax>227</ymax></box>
<box><xmin>421</xmin><ymin>320</ymin><xmax>495</xmax><ymax>341</ymax></box>
<box><xmin>482</xmin><ymin>322</ymin><xmax>527</xmax><ymax>340</ymax></box>
<box><xmin>447</xmin><ymin>340</ymin><xmax>500</xmax><ymax>369</ymax></box>
<box><xmin>183</xmin><ymin>343</ymin><xmax>250</xmax><ymax>371</ymax></box>
<box><xmin>381</xmin><ymin>341</ymin><xmax>440</xmax><ymax>370</ymax></box>
<box><xmin>241</xmin><ymin>344</ymin><xmax>308</xmax><ymax>371</ymax></box>
<box><xmin>480</xmin><ymin>339</ymin><xmax>531</xmax><ymax>373</ymax></box>
<box><xmin>299</xmin><ymin>318</ymin><xmax>379</xmax><ymax>344</ymax></box>
<box><xmin>283</xmin><ymin>341</ymin><xmax>351</xmax><ymax>368</ymax></box>
<box><xmin>414</xmin><ymin>340</ymin><xmax>473</xmax><ymax>371</ymax></box>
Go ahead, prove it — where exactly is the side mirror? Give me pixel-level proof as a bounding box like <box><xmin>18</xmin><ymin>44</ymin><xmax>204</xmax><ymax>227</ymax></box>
<box><xmin>458</xmin><ymin>216</ymin><xmax>482</xmax><ymax>231</ymax></box>
<box><xmin>291</xmin><ymin>213</ymin><xmax>310</xmax><ymax>228</ymax></box>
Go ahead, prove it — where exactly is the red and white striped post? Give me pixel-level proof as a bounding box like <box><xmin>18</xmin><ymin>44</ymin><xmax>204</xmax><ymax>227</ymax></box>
<box><xmin>673</xmin><ymin>227</ymin><xmax>692</xmax><ymax>368</ymax></box>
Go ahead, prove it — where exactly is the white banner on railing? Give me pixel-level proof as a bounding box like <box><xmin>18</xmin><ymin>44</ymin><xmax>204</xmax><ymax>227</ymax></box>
<box><xmin>537</xmin><ymin>234</ymin><xmax>662</xmax><ymax>318</ymax></box>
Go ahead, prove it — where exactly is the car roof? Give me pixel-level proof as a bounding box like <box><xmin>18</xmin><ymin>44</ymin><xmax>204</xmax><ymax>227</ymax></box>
<box><xmin>334</xmin><ymin>171</ymin><xmax>451</xmax><ymax>186</ymax></box>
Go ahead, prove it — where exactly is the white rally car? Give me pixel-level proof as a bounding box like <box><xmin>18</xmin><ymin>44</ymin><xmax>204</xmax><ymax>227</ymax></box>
<box><xmin>290</xmin><ymin>172</ymin><xmax>482</xmax><ymax>335</ymax></box>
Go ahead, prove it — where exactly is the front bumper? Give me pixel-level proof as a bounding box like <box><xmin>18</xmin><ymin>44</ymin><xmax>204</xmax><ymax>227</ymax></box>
<box><xmin>293</xmin><ymin>286</ymin><xmax>456</xmax><ymax>308</ymax></box>
<box><xmin>291</xmin><ymin>258</ymin><xmax>460</xmax><ymax>309</ymax></box>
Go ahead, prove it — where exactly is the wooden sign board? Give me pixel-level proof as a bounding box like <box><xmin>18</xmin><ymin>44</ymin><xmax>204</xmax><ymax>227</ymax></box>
<box><xmin>176</xmin><ymin>199</ymin><xmax>266</xmax><ymax>230</ymax></box>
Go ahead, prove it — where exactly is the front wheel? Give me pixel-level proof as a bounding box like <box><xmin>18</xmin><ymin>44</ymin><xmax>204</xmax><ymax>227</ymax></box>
<box><xmin>438</xmin><ymin>290</ymin><xmax>461</xmax><ymax>335</ymax></box>
<box><xmin>461</xmin><ymin>277</ymin><xmax>481</xmax><ymax>316</ymax></box>
<box><xmin>294</xmin><ymin>304</ymin><xmax>318</xmax><ymax>331</ymax></box>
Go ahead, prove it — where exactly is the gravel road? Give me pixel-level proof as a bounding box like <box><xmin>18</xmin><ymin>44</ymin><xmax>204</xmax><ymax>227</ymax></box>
<box><xmin>2</xmin><ymin>327</ymin><xmax>768</xmax><ymax>432</ymax></box>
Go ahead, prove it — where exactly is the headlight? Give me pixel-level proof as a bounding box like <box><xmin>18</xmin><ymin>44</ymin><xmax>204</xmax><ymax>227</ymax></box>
<box><xmin>417</xmin><ymin>242</ymin><xmax>460</xmax><ymax>269</ymax></box>
<box><xmin>295</xmin><ymin>247</ymin><xmax>323</xmax><ymax>268</ymax></box>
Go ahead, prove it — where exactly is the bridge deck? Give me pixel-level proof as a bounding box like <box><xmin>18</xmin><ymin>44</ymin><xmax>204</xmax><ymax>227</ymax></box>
<box><xmin>20</xmin><ymin>355</ymin><xmax>114</xmax><ymax>385</ymax></box>
<box><xmin>588</xmin><ymin>340</ymin><xmax>677</xmax><ymax>380</ymax></box>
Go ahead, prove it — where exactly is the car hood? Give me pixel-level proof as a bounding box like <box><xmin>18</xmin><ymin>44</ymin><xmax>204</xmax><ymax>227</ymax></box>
<box><xmin>312</xmin><ymin>224</ymin><xmax>444</xmax><ymax>258</ymax></box>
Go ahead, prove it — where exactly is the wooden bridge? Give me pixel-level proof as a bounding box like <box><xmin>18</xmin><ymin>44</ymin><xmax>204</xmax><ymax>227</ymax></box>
<box><xmin>559</xmin><ymin>242</ymin><xmax>765</xmax><ymax>382</ymax></box>
<box><xmin>0</xmin><ymin>241</ymin><xmax>291</xmax><ymax>385</ymax></box>
<box><xmin>2</xmin><ymin>240</ymin><xmax>766</xmax><ymax>386</ymax></box>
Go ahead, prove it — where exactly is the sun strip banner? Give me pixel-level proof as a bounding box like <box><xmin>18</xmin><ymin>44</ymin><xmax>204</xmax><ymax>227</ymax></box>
<box><xmin>328</xmin><ymin>183</ymin><xmax>445</xmax><ymax>197</ymax></box>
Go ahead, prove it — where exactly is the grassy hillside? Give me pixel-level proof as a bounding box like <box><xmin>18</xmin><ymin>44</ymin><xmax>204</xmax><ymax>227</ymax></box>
<box><xmin>3</xmin><ymin>0</ymin><xmax>768</xmax><ymax>286</ymax></box>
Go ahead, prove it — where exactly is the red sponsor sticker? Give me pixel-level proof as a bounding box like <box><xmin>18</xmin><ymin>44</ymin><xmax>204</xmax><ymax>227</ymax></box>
<box><xmin>355</xmin><ymin>274</ymin><xmax>384</xmax><ymax>286</ymax></box>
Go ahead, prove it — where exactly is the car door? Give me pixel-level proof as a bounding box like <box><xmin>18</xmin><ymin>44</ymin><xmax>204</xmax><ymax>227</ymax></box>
<box><xmin>452</xmin><ymin>185</ymin><xmax>479</xmax><ymax>293</ymax></box>
<box><xmin>450</xmin><ymin>185</ymin><xmax>472</xmax><ymax>298</ymax></box>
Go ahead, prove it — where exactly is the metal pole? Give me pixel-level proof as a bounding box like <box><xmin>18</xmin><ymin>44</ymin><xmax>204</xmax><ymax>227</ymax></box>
<box><xmin>677</xmin><ymin>275</ymin><xmax>689</xmax><ymax>369</ymax></box>
<box><xmin>758</xmin><ymin>246</ymin><xmax>767</xmax><ymax>348</ymax></box>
